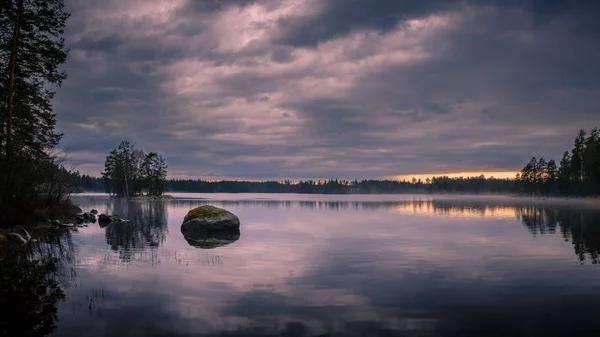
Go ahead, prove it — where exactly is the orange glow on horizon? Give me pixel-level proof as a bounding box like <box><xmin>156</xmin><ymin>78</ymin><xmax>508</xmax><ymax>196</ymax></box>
<box><xmin>389</xmin><ymin>171</ymin><xmax>518</xmax><ymax>181</ymax></box>
<box><xmin>167</xmin><ymin>171</ymin><xmax>519</xmax><ymax>182</ymax></box>
<box><xmin>389</xmin><ymin>202</ymin><xmax>518</xmax><ymax>219</ymax></box>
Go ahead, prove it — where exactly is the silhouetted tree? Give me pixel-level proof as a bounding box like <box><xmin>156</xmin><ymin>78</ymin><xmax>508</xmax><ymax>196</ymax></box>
<box><xmin>557</xmin><ymin>151</ymin><xmax>572</xmax><ymax>195</ymax></box>
<box><xmin>571</xmin><ymin>129</ymin><xmax>587</xmax><ymax>194</ymax></box>
<box><xmin>102</xmin><ymin>141</ymin><xmax>168</xmax><ymax>197</ymax></box>
<box><xmin>518</xmin><ymin>128</ymin><xmax>600</xmax><ymax>196</ymax></box>
<box><xmin>545</xmin><ymin>159</ymin><xmax>558</xmax><ymax>194</ymax></box>
<box><xmin>583</xmin><ymin>128</ymin><xmax>600</xmax><ymax>194</ymax></box>
<box><xmin>0</xmin><ymin>0</ymin><xmax>72</xmax><ymax>224</ymax></box>
<box><xmin>140</xmin><ymin>152</ymin><xmax>168</xmax><ymax>196</ymax></box>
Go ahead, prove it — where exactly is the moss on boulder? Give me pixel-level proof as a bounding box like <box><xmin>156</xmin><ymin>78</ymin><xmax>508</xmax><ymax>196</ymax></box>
<box><xmin>183</xmin><ymin>205</ymin><xmax>233</xmax><ymax>223</ymax></box>
<box><xmin>181</xmin><ymin>206</ymin><xmax>240</xmax><ymax>248</ymax></box>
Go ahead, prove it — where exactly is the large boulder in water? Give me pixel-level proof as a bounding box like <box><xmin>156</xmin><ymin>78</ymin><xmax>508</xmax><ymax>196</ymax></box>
<box><xmin>181</xmin><ymin>206</ymin><xmax>240</xmax><ymax>248</ymax></box>
<box><xmin>182</xmin><ymin>206</ymin><xmax>240</xmax><ymax>233</ymax></box>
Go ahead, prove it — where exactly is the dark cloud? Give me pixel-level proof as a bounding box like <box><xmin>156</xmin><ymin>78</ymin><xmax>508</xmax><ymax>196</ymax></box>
<box><xmin>54</xmin><ymin>0</ymin><xmax>600</xmax><ymax>179</ymax></box>
<box><xmin>274</xmin><ymin>0</ymin><xmax>600</xmax><ymax>47</ymax></box>
<box><xmin>269</xmin><ymin>47</ymin><xmax>295</xmax><ymax>64</ymax></box>
<box><xmin>178</xmin><ymin>0</ymin><xmax>258</xmax><ymax>13</ymax></box>
<box><xmin>274</xmin><ymin>0</ymin><xmax>456</xmax><ymax>46</ymax></box>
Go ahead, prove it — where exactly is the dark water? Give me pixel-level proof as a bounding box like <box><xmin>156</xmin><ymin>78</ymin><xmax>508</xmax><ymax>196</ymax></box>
<box><xmin>3</xmin><ymin>194</ymin><xmax>600</xmax><ymax>337</ymax></box>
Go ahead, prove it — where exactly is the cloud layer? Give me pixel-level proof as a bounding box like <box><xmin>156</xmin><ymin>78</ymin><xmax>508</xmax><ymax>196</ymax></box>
<box><xmin>56</xmin><ymin>0</ymin><xmax>600</xmax><ymax>179</ymax></box>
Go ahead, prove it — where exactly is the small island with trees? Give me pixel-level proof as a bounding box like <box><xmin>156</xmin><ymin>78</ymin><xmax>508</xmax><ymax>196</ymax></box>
<box><xmin>101</xmin><ymin>141</ymin><xmax>168</xmax><ymax>198</ymax></box>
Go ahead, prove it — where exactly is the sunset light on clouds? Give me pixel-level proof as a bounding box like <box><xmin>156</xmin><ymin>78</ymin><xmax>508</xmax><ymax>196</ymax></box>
<box><xmin>56</xmin><ymin>0</ymin><xmax>600</xmax><ymax>180</ymax></box>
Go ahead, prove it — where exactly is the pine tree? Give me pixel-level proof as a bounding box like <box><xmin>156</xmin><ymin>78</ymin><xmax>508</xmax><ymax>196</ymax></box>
<box><xmin>583</xmin><ymin>128</ymin><xmax>600</xmax><ymax>194</ymax></box>
<box><xmin>520</xmin><ymin>128</ymin><xmax>600</xmax><ymax>196</ymax></box>
<box><xmin>0</xmin><ymin>0</ymin><xmax>69</xmax><ymax>212</ymax></box>
<box><xmin>141</xmin><ymin>152</ymin><xmax>166</xmax><ymax>196</ymax></box>
<box><xmin>537</xmin><ymin>157</ymin><xmax>547</xmax><ymax>191</ymax></box>
<box><xmin>101</xmin><ymin>149</ymin><xmax>121</xmax><ymax>196</ymax></box>
<box><xmin>154</xmin><ymin>154</ymin><xmax>168</xmax><ymax>195</ymax></box>
<box><xmin>546</xmin><ymin>159</ymin><xmax>558</xmax><ymax>194</ymax></box>
<box><xmin>558</xmin><ymin>151</ymin><xmax>572</xmax><ymax>195</ymax></box>
<box><xmin>571</xmin><ymin>129</ymin><xmax>587</xmax><ymax>194</ymax></box>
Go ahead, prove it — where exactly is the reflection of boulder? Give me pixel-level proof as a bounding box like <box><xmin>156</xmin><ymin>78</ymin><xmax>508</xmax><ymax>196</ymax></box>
<box><xmin>184</xmin><ymin>229</ymin><xmax>240</xmax><ymax>249</ymax></box>
<box><xmin>181</xmin><ymin>206</ymin><xmax>241</xmax><ymax>249</ymax></box>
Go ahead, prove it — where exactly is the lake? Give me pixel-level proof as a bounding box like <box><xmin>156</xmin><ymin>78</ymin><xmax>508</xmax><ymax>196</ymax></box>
<box><xmin>4</xmin><ymin>193</ymin><xmax>600</xmax><ymax>336</ymax></box>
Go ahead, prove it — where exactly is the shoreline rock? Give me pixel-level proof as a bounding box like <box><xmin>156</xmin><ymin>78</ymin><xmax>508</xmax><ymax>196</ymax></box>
<box><xmin>98</xmin><ymin>214</ymin><xmax>129</xmax><ymax>227</ymax></box>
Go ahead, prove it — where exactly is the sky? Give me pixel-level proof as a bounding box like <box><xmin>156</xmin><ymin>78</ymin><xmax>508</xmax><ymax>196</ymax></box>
<box><xmin>55</xmin><ymin>0</ymin><xmax>600</xmax><ymax>180</ymax></box>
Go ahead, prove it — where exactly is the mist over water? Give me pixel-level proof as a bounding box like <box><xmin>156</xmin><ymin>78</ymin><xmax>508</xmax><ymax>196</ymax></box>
<box><xmin>6</xmin><ymin>194</ymin><xmax>600</xmax><ymax>336</ymax></box>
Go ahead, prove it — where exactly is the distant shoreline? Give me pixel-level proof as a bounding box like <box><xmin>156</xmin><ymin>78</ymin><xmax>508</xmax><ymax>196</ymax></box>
<box><xmin>109</xmin><ymin>195</ymin><xmax>174</xmax><ymax>200</ymax></box>
<box><xmin>72</xmin><ymin>192</ymin><xmax>600</xmax><ymax>207</ymax></box>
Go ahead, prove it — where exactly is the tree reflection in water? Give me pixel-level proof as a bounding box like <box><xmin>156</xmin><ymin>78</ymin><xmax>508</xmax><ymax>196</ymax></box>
<box><xmin>516</xmin><ymin>206</ymin><xmax>600</xmax><ymax>264</ymax></box>
<box><xmin>3</xmin><ymin>197</ymin><xmax>600</xmax><ymax>336</ymax></box>
<box><xmin>401</xmin><ymin>199</ymin><xmax>600</xmax><ymax>264</ymax></box>
<box><xmin>0</xmin><ymin>229</ymin><xmax>75</xmax><ymax>336</ymax></box>
<box><xmin>103</xmin><ymin>200</ymin><xmax>168</xmax><ymax>261</ymax></box>
<box><xmin>382</xmin><ymin>198</ymin><xmax>600</xmax><ymax>265</ymax></box>
<box><xmin>171</xmin><ymin>198</ymin><xmax>600</xmax><ymax>263</ymax></box>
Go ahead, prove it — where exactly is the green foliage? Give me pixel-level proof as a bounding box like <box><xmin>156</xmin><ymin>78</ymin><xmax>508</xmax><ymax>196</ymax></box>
<box><xmin>102</xmin><ymin>141</ymin><xmax>168</xmax><ymax>197</ymax></box>
<box><xmin>0</xmin><ymin>0</ymin><xmax>71</xmax><ymax>221</ymax></box>
<box><xmin>0</xmin><ymin>0</ymin><xmax>69</xmax><ymax>155</ymax></box>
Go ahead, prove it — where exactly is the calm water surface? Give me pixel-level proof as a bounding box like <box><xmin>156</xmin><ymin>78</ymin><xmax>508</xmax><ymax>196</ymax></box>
<box><xmin>6</xmin><ymin>194</ymin><xmax>600</xmax><ymax>336</ymax></box>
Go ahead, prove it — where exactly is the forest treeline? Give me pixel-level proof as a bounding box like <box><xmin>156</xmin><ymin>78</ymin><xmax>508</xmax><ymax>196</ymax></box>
<box><xmin>517</xmin><ymin>128</ymin><xmax>600</xmax><ymax>196</ymax></box>
<box><xmin>74</xmin><ymin>175</ymin><xmax>515</xmax><ymax>194</ymax></box>
<box><xmin>167</xmin><ymin>176</ymin><xmax>515</xmax><ymax>194</ymax></box>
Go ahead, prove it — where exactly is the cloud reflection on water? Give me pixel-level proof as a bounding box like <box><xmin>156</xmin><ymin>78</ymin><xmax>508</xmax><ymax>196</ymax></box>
<box><xmin>49</xmin><ymin>195</ymin><xmax>600</xmax><ymax>336</ymax></box>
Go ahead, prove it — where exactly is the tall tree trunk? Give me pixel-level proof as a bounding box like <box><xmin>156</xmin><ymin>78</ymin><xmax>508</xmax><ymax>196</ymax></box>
<box><xmin>124</xmin><ymin>171</ymin><xmax>129</xmax><ymax>198</ymax></box>
<box><xmin>3</xmin><ymin>0</ymin><xmax>23</xmax><ymax>207</ymax></box>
